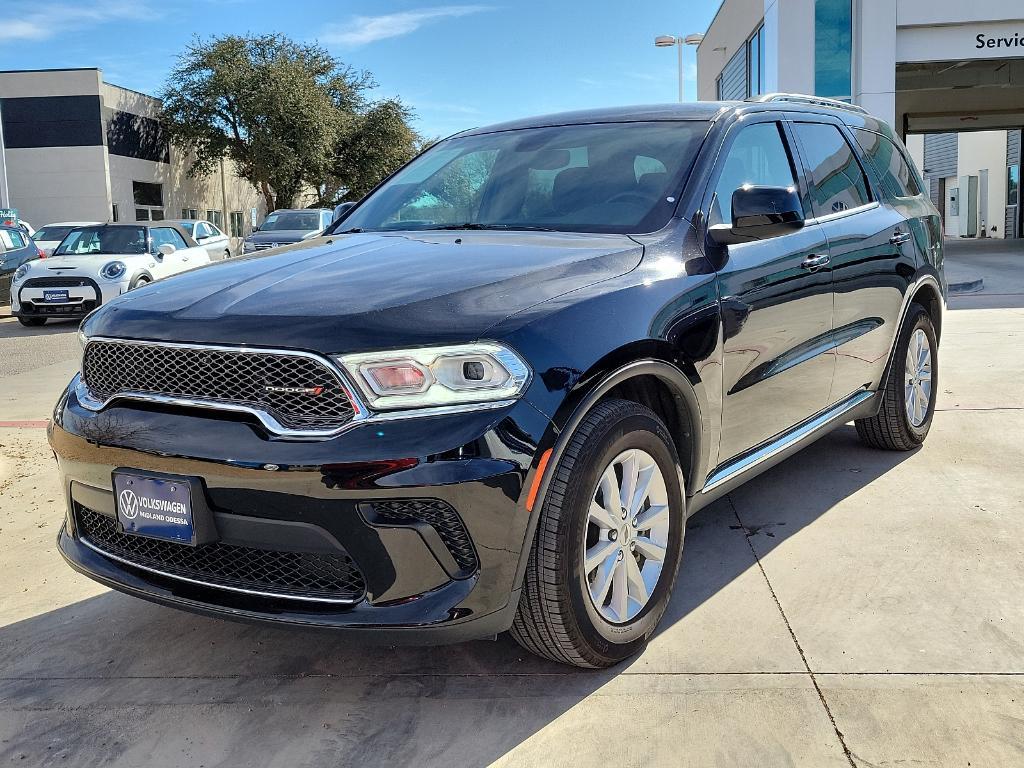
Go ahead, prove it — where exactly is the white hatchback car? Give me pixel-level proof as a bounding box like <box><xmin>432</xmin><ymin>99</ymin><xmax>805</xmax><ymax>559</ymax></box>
<box><xmin>10</xmin><ymin>223</ymin><xmax>211</xmax><ymax>326</ymax></box>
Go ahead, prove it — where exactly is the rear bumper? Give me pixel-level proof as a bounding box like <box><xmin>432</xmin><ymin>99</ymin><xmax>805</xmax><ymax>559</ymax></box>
<box><xmin>50</xmin><ymin>379</ymin><xmax>553</xmax><ymax>641</ymax></box>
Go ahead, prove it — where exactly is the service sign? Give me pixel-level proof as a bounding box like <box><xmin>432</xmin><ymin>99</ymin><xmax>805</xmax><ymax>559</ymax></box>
<box><xmin>897</xmin><ymin>21</ymin><xmax>1024</xmax><ymax>63</ymax></box>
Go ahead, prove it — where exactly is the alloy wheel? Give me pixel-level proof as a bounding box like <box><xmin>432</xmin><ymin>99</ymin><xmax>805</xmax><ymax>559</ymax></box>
<box><xmin>583</xmin><ymin>448</ymin><xmax>670</xmax><ymax>624</ymax></box>
<box><xmin>904</xmin><ymin>328</ymin><xmax>932</xmax><ymax>427</ymax></box>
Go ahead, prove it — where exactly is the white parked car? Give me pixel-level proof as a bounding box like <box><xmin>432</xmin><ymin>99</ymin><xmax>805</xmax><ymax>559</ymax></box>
<box><xmin>173</xmin><ymin>219</ymin><xmax>232</xmax><ymax>260</ymax></box>
<box><xmin>10</xmin><ymin>223</ymin><xmax>211</xmax><ymax>327</ymax></box>
<box><xmin>31</xmin><ymin>221</ymin><xmax>102</xmax><ymax>256</ymax></box>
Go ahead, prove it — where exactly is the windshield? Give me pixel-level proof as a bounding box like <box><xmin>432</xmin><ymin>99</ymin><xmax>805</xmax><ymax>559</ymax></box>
<box><xmin>260</xmin><ymin>211</ymin><xmax>323</xmax><ymax>232</ymax></box>
<box><xmin>33</xmin><ymin>226</ymin><xmax>75</xmax><ymax>242</ymax></box>
<box><xmin>54</xmin><ymin>226</ymin><xmax>148</xmax><ymax>256</ymax></box>
<box><xmin>339</xmin><ymin>121</ymin><xmax>709</xmax><ymax>235</ymax></box>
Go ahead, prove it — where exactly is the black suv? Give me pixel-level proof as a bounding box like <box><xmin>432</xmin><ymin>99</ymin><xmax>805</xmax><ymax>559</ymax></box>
<box><xmin>52</xmin><ymin>95</ymin><xmax>944</xmax><ymax>668</ymax></box>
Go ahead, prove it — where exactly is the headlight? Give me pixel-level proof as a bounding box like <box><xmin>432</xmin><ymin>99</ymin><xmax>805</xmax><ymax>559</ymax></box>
<box><xmin>12</xmin><ymin>264</ymin><xmax>29</xmax><ymax>283</ymax></box>
<box><xmin>100</xmin><ymin>261</ymin><xmax>126</xmax><ymax>280</ymax></box>
<box><xmin>337</xmin><ymin>343</ymin><xmax>530</xmax><ymax>410</ymax></box>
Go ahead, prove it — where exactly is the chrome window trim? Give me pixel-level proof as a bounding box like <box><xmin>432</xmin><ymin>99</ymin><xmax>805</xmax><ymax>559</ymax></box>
<box><xmin>804</xmin><ymin>200</ymin><xmax>879</xmax><ymax>226</ymax></box>
<box><xmin>78</xmin><ymin>535</ymin><xmax>364</xmax><ymax>605</ymax></box>
<box><xmin>76</xmin><ymin>337</ymin><xmax>518</xmax><ymax>440</ymax></box>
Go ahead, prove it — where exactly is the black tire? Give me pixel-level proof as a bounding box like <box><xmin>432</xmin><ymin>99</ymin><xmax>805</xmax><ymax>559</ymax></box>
<box><xmin>129</xmin><ymin>275</ymin><xmax>151</xmax><ymax>290</ymax></box>
<box><xmin>223</xmin><ymin>249</ymin><xmax>231</xmax><ymax>260</ymax></box>
<box><xmin>510</xmin><ymin>398</ymin><xmax>686</xmax><ymax>668</ymax></box>
<box><xmin>856</xmin><ymin>303</ymin><xmax>937</xmax><ymax>451</ymax></box>
<box><xmin>18</xmin><ymin>317</ymin><xmax>45</xmax><ymax>327</ymax></box>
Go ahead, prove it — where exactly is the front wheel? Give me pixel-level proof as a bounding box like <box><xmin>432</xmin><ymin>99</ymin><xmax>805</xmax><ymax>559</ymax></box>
<box><xmin>129</xmin><ymin>275</ymin><xmax>151</xmax><ymax>290</ymax></box>
<box><xmin>856</xmin><ymin>303</ymin><xmax>938</xmax><ymax>450</ymax></box>
<box><xmin>511</xmin><ymin>399</ymin><xmax>686</xmax><ymax>668</ymax></box>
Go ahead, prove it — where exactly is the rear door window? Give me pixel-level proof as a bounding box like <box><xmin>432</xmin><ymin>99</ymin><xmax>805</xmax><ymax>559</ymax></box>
<box><xmin>852</xmin><ymin>129</ymin><xmax>922</xmax><ymax>199</ymax></box>
<box><xmin>791</xmin><ymin>122</ymin><xmax>871</xmax><ymax>217</ymax></box>
<box><xmin>709</xmin><ymin>122</ymin><xmax>800</xmax><ymax>226</ymax></box>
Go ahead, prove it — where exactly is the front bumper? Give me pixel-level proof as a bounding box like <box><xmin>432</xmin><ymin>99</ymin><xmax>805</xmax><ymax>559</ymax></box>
<box><xmin>50</xmin><ymin>378</ymin><xmax>553</xmax><ymax>642</ymax></box>
<box><xmin>12</xmin><ymin>277</ymin><xmax>125</xmax><ymax>319</ymax></box>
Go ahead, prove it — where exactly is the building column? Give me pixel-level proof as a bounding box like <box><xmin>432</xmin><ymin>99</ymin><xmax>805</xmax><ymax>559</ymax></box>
<box><xmin>853</xmin><ymin>0</ymin><xmax>897</xmax><ymax>126</ymax></box>
<box><xmin>763</xmin><ymin>0</ymin><xmax>815</xmax><ymax>95</ymax></box>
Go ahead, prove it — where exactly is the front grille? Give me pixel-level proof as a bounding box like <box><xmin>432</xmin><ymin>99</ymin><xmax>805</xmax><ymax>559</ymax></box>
<box><xmin>23</xmin><ymin>300</ymin><xmax>96</xmax><ymax>315</ymax></box>
<box><xmin>23</xmin><ymin>276</ymin><xmax>93</xmax><ymax>288</ymax></box>
<box><xmin>82</xmin><ymin>339</ymin><xmax>357</xmax><ymax>432</ymax></box>
<box><xmin>75</xmin><ymin>506</ymin><xmax>366</xmax><ymax>602</ymax></box>
<box><xmin>369</xmin><ymin>499</ymin><xmax>478</xmax><ymax>574</ymax></box>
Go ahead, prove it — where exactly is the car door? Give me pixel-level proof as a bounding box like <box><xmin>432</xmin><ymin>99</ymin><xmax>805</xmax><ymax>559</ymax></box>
<box><xmin>788</xmin><ymin>119</ymin><xmax>920</xmax><ymax>405</ymax></box>
<box><xmin>705</xmin><ymin>117</ymin><xmax>835</xmax><ymax>462</ymax></box>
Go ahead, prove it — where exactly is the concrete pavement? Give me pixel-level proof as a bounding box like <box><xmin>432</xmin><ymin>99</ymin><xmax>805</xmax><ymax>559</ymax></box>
<box><xmin>1</xmin><ymin>279</ymin><xmax>1023</xmax><ymax>765</ymax></box>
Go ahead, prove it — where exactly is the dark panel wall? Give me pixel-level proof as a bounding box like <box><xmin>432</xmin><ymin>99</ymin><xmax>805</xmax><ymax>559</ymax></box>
<box><xmin>106</xmin><ymin>110</ymin><xmax>170</xmax><ymax>163</ymax></box>
<box><xmin>0</xmin><ymin>95</ymin><xmax>103</xmax><ymax>148</ymax></box>
<box><xmin>922</xmin><ymin>133</ymin><xmax>957</xmax><ymax>212</ymax></box>
<box><xmin>718</xmin><ymin>47</ymin><xmax>748</xmax><ymax>101</ymax></box>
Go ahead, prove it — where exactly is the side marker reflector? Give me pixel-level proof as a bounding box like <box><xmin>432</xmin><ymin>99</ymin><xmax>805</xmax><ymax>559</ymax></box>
<box><xmin>526</xmin><ymin>448</ymin><xmax>553</xmax><ymax>512</ymax></box>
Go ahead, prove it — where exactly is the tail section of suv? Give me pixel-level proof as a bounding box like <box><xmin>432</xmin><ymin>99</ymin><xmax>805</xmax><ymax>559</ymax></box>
<box><xmin>51</xmin><ymin>95</ymin><xmax>944</xmax><ymax>667</ymax></box>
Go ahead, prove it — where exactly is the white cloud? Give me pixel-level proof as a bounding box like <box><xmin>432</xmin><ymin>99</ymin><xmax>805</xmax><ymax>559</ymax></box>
<box><xmin>321</xmin><ymin>5</ymin><xmax>490</xmax><ymax>47</ymax></box>
<box><xmin>0</xmin><ymin>1</ymin><xmax>156</xmax><ymax>42</ymax></box>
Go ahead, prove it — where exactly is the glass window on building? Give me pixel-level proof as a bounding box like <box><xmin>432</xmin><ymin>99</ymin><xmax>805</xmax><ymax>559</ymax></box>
<box><xmin>133</xmin><ymin>181</ymin><xmax>164</xmax><ymax>222</ymax></box>
<box><xmin>207</xmin><ymin>210</ymin><xmax>224</xmax><ymax>230</ymax></box>
<box><xmin>1009</xmin><ymin>165</ymin><xmax>1020</xmax><ymax>207</ymax></box>
<box><xmin>111</xmin><ymin>203</ymin><xmax>120</xmax><ymax>223</ymax></box>
<box><xmin>229</xmin><ymin>211</ymin><xmax>245</xmax><ymax>238</ymax></box>
<box><xmin>792</xmin><ymin>122</ymin><xmax>870</xmax><ymax>216</ymax></box>
<box><xmin>181</xmin><ymin>208</ymin><xmax>199</xmax><ymax>220</ymax></box>
<box><xmin>815</xmin><ymin>0</ymin><xmax>852</xmax><ymax>101</ymax></box>
<box><xmin>747</xmin><ymin>25</ymin><xmax>765</xmax><ymax>97</ymax></box>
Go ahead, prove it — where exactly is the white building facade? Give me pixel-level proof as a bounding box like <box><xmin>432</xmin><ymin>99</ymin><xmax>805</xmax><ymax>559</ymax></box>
<box><xmin>698</xmin><ymin>0</ymin><xmax>1024</xmax><ymax>238</ymax></box>
<box><xmin>0</xmin><ymin>68</ymin><xmax>268</xmax><ymax>239</ymax></box>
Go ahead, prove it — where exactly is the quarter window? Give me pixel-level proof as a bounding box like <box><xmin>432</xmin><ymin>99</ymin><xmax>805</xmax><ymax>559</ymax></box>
<box><xmin>710</xmin><ymin>122</ymin><xmax>800</xmax><ymax>227</ymax></box>
<box><xmin>792</xmin><ymin>123</ymin><xmax>870</xmax><ymax>216</ymax></box>
<box><xmin>852</xmin><ymin>129</ymin><xmax>922</xmax><ymax>199</ymax></box>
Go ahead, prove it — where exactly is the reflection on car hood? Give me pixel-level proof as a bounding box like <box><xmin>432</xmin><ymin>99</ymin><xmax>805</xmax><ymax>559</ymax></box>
<box><xmin>84</xmin><ymin>231</ymin><xmax>643</xmax><ymax>354</ymax></box>
<box><xmin>246</xmin><ymin>230</ymin><xmax>317</xmax><ymax>244</ymax></box>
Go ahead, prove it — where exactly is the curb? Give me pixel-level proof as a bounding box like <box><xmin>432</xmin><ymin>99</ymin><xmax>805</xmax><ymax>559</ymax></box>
<box><xmin>948</xmin><ymin>278</ymin><xmax>984</xmax><ymax>295</ymax></box>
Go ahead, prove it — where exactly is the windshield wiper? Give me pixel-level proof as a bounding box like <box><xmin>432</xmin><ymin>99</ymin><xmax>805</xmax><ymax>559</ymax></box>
<box><xmin>429</xmin><ymin>223</ymin><xmax>559</xmax><ymax>232</ymax></box>
<box><xmin>337</xmin><ymin>227</ymin><xmax>364</xmax><ymax>234</ymax></box>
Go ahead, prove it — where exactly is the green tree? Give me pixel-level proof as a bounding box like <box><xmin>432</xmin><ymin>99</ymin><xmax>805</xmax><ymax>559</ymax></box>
<box><xmin>317</xmin><ymin>98</ymin><xmax>420</xmax><ymax>204</ymax></box>
<box><xmin>159</xmin><ymin>34</ymin><xmax>373</xmax><ymax>211</ymax></box>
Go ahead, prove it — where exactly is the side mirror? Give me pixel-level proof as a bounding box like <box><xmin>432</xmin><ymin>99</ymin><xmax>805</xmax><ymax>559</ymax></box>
<box><xmin>252</xmin><ymin>225</ymin><xmax>260</xmax><ymax>232</ymax></box>
<box><xmin>332</xmin><ymin>202</ymin><xmax>355</xmax><ymax>222</ymax></box>
<box><xmin>195</xmin><ymin>234</ymin><xmax>209</xmax><ymax>242</ymax></box>
<box><xmin>157</xmin><ymin>243</ymin><xmax>176</xmax><ymax>257</ymax></box>
<box><xmin>708</xmin><ymin>185</ymin><xmax>804</xmax><ymax>246</ymax></box>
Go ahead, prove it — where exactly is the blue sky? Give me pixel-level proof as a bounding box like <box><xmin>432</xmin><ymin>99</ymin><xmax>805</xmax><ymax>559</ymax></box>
<box><xmin>0</xmin><ymin>1</ymin><xmax>721</xmax><ymax>138</ymax></box>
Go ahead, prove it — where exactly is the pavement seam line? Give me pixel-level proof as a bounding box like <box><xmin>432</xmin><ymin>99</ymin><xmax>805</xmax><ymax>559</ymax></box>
<box><xmin>726</xmin><ymin>493</ymin><xmax>857</xmax><ymax>768</ymax></box>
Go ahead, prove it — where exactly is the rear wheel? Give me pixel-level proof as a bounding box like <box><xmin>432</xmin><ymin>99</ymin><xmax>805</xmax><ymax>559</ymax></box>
<box><xmin>18</xmin><ymin>317</ymin><xmax>45</xmax><ymax>327</ymax></box>
<box><xmin>511</xmin><ymin>399</ymin><xmax>686</xmax><ymax>668</ymax></box>
<box><xmin>856</xmin><ymin>303</ymin><xmax>937</xmax><ymax>450</ymax></box>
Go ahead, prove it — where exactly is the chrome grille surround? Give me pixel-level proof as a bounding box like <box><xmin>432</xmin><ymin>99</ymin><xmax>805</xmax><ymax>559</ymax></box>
<box><xmin>79</xmin><ymin>337</ymin><xmax>367</xmax><ymax>438</ymax></box>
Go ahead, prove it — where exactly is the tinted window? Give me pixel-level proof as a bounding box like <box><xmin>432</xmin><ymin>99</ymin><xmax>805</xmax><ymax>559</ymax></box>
<box><xmin>261</xmin><ymin>211</ymin><xmax>324</xmax><ymax>232</ymax></box>
<box><xmin>55</xmin><ymin>226</ymin><xmax>147</xmax><ymax>255</ymax></box>
<box><xmin>151</xmin><ymin>228</ymin><xmax>188</xmax><ymax>250</ymax></box>
<box><xmin>815</xmin><ymin>0</ymin><xmax>852</xmax><ymax>100</ymax></box>
<box><xmin>33</xmin><ymin>226</ymin><xmax>74</xmax><ymax>242</ymax></box>
<box><xmin>178</xmin><ymin>221</ymin><xmax>196</xmax><ymax>235</ymax></box>
<box><xmin>710</xmin><ymin>122</ymin><xmax>799</xmax><ymax>226</ymax></box>
<box><xmin>852</xmin><ymin>129</ymin><xmax>921</xmax><ymax>198</ymax></box>
<box><xmin>133</xmin><ymin>181</ymin><xmax>163</xmax><ymax>207</ymax></box>
<box><xmin>1008</xmin><ymin>165</ymin><xmax>1019</xmax><ymax>207</ymax></box>
<box><xmin>1</xmin><ymin>229</ymin><xmax>27</xmax><ymax>249</ymax></box>
<box><xmin>340</xmin><ymin>121</ymin><xmax>710</xmax><ymax>235</ymax></box>
<box><xmin>792</xmin><ymin>123</ymin><xmax>870</xmax><ymax>216</ymax></box>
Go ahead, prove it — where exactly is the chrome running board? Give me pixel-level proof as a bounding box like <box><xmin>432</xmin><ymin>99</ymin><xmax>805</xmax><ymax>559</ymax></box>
<box><xmin>702</xmin><ymin>389</ymin><xmax>875</xmax><ymax>495</ymax></box>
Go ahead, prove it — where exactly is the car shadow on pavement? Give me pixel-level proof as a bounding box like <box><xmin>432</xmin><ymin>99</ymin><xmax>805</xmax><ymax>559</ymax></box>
<box><xmin>0</xmin><ymin>426</ymin><xmax>916</xmax><ymax>766</ymax></box>
<box><xmin>0</xmin><ymin>317</ymin><xmax>79</xmax><ymax>340</ymax></box>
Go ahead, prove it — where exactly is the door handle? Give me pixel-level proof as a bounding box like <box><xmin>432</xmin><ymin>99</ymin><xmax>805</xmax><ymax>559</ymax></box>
<box><xmin>890</xmin><ymin>230</ymin><xmax>911</xmax><ymax>245</ymax></box>
<box><xmin>801</xmin><ymin>253</ymin><xmax>831</xmax><ymax>270</ymax></box>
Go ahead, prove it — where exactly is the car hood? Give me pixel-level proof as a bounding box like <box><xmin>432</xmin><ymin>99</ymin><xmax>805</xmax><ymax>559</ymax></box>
<box><xmin>84</xmin><ymin>231</ymin><xmax>643</xmax><ymax>354</ymax></box>
<box><xmin>246</xmin><ymin>230</ymin><xmax>317</xmax><ymax>244</ymax></box>
<box><xmin>26</xmin><ymin>252</ymin><xmax>151</xmax><ymax>274</ymax></box>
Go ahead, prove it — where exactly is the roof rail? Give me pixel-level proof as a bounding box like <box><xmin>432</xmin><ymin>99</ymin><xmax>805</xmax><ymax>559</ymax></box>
<box><xmin>746</xmin><ymin>93</ymin><xmax>868</xmax><ymax>115</ymax></box>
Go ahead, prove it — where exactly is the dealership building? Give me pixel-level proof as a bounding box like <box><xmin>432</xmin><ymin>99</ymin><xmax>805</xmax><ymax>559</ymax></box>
<box><xmin>0</xmin><ymin>68</ymin><xmax>268</xmax><ymax>238</ymax></box>
<box><xmin>697</xmin><ymin>0</ymin><xmax>1023</xmax><ymax>239</ymax></box>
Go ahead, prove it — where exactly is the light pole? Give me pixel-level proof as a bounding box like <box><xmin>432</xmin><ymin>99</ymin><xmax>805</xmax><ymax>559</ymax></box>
<box><xmin>654</xmin><ymin>33</ymin><xmax>704</xmax><ymax>102</ymax></box>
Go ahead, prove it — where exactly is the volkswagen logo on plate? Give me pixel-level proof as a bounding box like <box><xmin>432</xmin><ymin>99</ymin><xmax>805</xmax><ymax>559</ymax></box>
<box><xmin>119</xmin><ymin>488</ymin><xmax>140</xmax><ymax>519</ymax></box>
